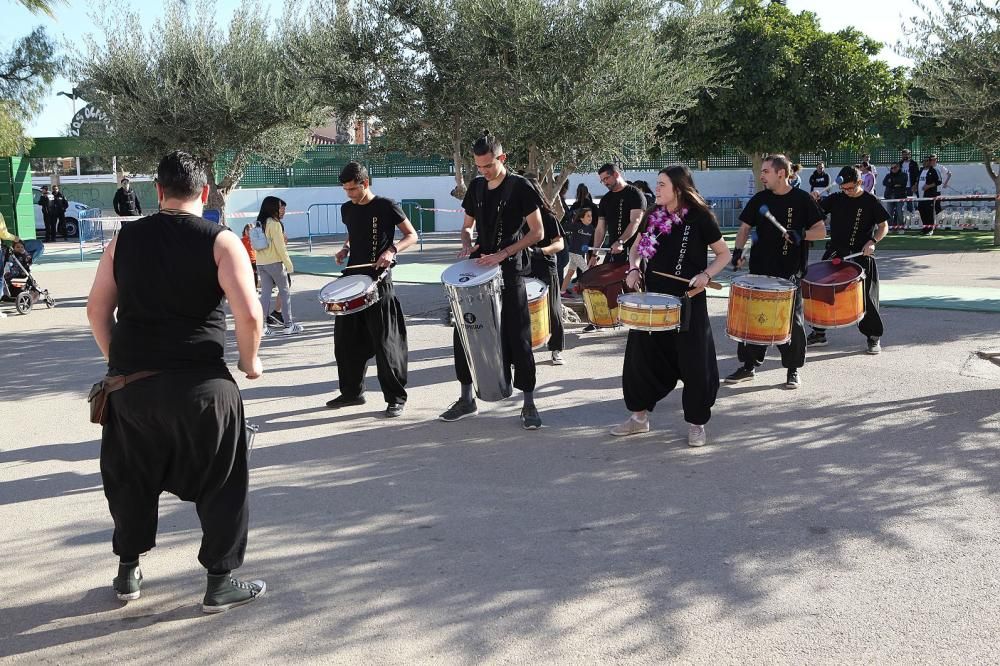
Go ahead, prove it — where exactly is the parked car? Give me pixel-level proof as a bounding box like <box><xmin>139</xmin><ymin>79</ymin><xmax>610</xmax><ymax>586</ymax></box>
<box><xmin>33</xmin><ymin>187</ymin><xmax>89</xmax><ymax>239</ymax></box>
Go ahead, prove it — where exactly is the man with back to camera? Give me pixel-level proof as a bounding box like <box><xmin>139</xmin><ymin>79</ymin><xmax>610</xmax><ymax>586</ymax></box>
<box><xmin>87</xmin><ymin>150</ymin><xmax>267</xmax><ymax>613</ymax></box>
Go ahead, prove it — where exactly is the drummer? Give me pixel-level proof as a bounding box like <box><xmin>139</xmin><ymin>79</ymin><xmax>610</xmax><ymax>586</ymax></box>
<box><xmin>439</xmin><ymin>132</ymin><xmax>545</xmax><ymax>429</ymax></box>
<box><xmin>326</xmin><ymin>161</ymin><xmax>418</xmax><ymax>417</ymax></box>
<box><xmin>612</xmin><ymin>165</ymin><xmax>731</xmax><ymax>447</ymax></box>
<box><xmin>725</xmin><ymin>154</ymin><xmax>827</xmax><ymax>389</ymax></box>
<box><xmin>807</xmin><ymin>166</ymin><xmax>889</xmax><ymax>354</ymax></box>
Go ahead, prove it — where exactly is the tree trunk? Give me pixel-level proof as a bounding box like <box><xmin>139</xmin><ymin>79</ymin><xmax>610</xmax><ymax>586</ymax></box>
<box><xmin>450</xmin><ymin>115</ymin><xmax>466</xmax><ymax>200</ymax></box>
<box><xmin>205</xmin><ymin>153</ymin><xmax>247</xmax><ymax>227</ymax></box>
<box><xmin>984</xmin><ymin>151</ymin><xmax>1000</xmax><ymax>247</ymax></box>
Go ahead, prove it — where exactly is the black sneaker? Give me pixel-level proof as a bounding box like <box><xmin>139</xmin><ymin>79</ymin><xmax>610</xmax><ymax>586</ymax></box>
<box><xmin>724</xmin><ymin>364</ymin><xmax>755</xmax><ymax>384</ymax></box>
<box><xmin>521</xmin><ymin>405</ymin><xmax>542</xmax><ymax>430</ymax></box>
<box><xmin>807</xmin><ymin>331</ymin><xmax>828</xmax><ymax>347</ymax></box>
<box><xmin>202</xmin><ymin>572</ymin><xmax>266</xmax><ymax>614</ymax></box>
<box><xmin>267</xmin><ymin>310</ymin><xmax>284</xmax><ymax>327</ymax></box>
<box><xmin>113</xmin><ymin>560</ymin><xmax>142</xmax><ymax>601</ymax></box>
<box><xmin>866</xmin><ymin>337</ymin><xmax>882</xmax><ymax>355</ymax></box>
<box><xmin>325</xmin><ymin>394</ymin><xmax>366</xmax><ymax>409</ymax></box>
<box><xmin>785</xmin><ymin>369</ymin><xmax>801</xmax><ymax>389</ymax></box>
<box><xmin>582</xmin><ymin>323</ymin><xmax>598</xmax><ymax>333</ymax></box>
<box><xmin>439</xmin><ymin>399</ymin><xmax>477</xmax><ymax>422</ymax></box>
<box><xmin>385</xmin><ymin>403</ymin><xmax>404</xmax><ymax>418</ymax></box>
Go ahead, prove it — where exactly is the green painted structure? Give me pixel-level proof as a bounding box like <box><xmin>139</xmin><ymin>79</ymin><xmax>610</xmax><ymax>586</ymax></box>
<box><xmin>0</xmin><ymin>157</ymin><xmax>36</xmax><ymax>240</ymax></box>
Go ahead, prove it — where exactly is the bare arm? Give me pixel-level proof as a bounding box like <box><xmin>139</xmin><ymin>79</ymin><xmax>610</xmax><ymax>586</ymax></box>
<box><xmin>804</xmin><ymin>220</ymin><xmax>826</xmax><ymax>242</ymax></box>
<box><xmin>458</xmin><ymin>214</ymin><xmax>477</xmax><ymax>258</ymax></box>
<box><xmin>687</xmin><ymin>238</ymin><xmax>734</xmax><ymax>296</ymax></box>
<box><xmin>539</xmin><ymin>236</ymin><xmax>564</xmax><ymax>255</ymax></box>
<box><xmin>375</xmin><ymin>218</ymin><xmax>419</xmax><ymax>269</ymax></box>
<box><xmin>475</xmin><ymin>209</ymin><xmax>544</xmax><ymax>268</ymax></box>
<box><xmin>592</xmin><ymin>217</ymin><xmax>607</xmax><ymax>251</ymax></box>
<box><xmin>611</xmin><ymin>207</ymin><xmax>644</xmax><ymax>252</ymax></box>
<box><xmin>216</xmin><ymin>231</ymin><xmax>264</xmax><ymax>379</ymax></box>
<box><xmin>86</xmin><ymin>236</ymin><xmax>120</xmax><ymax>361</ymax></box>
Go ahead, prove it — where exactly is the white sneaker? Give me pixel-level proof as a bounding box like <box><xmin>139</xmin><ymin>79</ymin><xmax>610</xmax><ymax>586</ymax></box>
<box><xmin>551</xmin><ymin>350</ymin><xmax>564</xmax><ymax>365</ymax></box>
<box><xmin>0</xmin><ymin>311</ymin><xmax>6</xmax><ymax>318</ymax></box>
<box><xmin>281</xmin><ymin>323</ymin><xmax>304</xmax><ymax>335</ymax></box>
<box><xmin>687</xmin><ymin>424</ymin><xmax>707</xmax><ymax>447</ymax></box>
<box><xmin>610</xmin><ymin>415</ymin><xmax>649</xmax><ymax>437</ymax></box>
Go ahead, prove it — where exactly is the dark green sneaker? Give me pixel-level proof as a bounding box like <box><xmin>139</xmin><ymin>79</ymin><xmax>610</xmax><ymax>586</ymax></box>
<box><xmin>113</xmin><ymin>560</ymin><xmax>142</xmax><ymax>601</ymax></box>
<box><xmin>202</xmin><ymin>572</ymin><xmax>266</xmax><ymax>614</ymax></box>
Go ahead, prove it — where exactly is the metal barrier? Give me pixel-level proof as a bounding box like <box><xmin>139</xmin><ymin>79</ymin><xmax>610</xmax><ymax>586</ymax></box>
<box><xmin>707</xmin><ymin>196</ymin><xmax>749</xmax><ymax>228</ymax></box>
<box><xmin>305</xmin><ymin>202</ymin><xmax>346</xmax><ymax>252</ymax></box>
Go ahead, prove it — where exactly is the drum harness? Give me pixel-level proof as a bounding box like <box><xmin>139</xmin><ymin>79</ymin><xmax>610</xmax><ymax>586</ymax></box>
<box><xmin>474</xmin><ymin>175</ymin><xmax>526</xmax><ymax>272</ymax></box>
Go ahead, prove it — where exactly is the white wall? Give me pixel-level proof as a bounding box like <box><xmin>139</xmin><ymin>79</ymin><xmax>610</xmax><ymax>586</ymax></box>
<box><xmin>216</xmin><ymin>163</ymin><xmax>1000</xmax><ymax>238</ymax></box>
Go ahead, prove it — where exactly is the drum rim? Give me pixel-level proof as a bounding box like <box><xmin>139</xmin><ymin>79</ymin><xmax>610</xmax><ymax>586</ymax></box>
<box><xmin>618</xmin><ymin>293</ymin><xmax>682</xmax><ymax>308</ymax></box>
<box><xmin>803</xmin><ymin>260</ymin><xmax>866</xmax><ymax>287</ymax></box>
<box><xmin>732</xmin><ymin>274</ymin><xmax>797</xmax><ymax>291</ymax></box>
<box><xmin>441</xmin><ymin>259</ymin><xmax>501</xmax><ymax>287</ymax></box>
<box><xmin>318</xmin><ymin>274</ymin><xmax>374</xmax><ymax>302</ymax></box>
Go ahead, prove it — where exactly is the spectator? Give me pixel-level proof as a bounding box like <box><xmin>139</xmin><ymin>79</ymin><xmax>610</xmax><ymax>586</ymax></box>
<box><xmin>568</xmin><ymin>183</ymin><xmax>600</xmax><ymax>224</ymax></box>
<box><xmin>240</xmin><ymin>224</ymin><xmax>259</xmax><ymax>288</ymax></box>
<box><xmin>860</xmin><ymin>162</ymin><xmax>876</xmax><ymax>195</ymax></box>
<box><xmin>929</xmin><ymin>154</ymin><xmax>952</xmax><ymax>189</ymax></box>
<box><xmin>52</xmin><ymin>185</ymin><xmax>69</xmax><ymax>240</ymax></box>
<box><xmin>556</xmin><ymin>179</ymin><xmax>570</xmax><ymax>284</ymax></box>
<box><xmin>633</xmin><ymin>180</ymin><xmax>656</xmax><ymax>207</ymax></box>
<box><xmin>809</xmin><ymin>162</ymin><xmax>830</xmax><ymax>193</ymax></box>
<box><xmin>917</xmin><ymin>156</ymin><xmax>943</xmax><ymax>235</ymax></box>
<box><xmin>860</xmin><ymin>153</ymin><xmax>877</xmax><ymax>180</ymax></box>
<box><xmin>789</xmin><ymin>164</ymin><xmax>803</xmax><ymax>190</ymax></box>
<box><xmin>254</xmin><ymin>196</ymin><xmax>303</xmax><ymax>335</ymax></box>
<box><xmin>882</xmin><ymin>163</ymin><xmax>910</xmax><ymax>231</ymax></box>
<box><xmin>559</xmin><ymin>207</ymin><xmax>597</xmax><ymax>297</ymax></box>
<box><xmin>899</xmin><ymin>149</ymin><xmax>921</xmax><ymax>195</ymax></box>
<box><xmin>37</xmin><ymin>185</ymin><xmax>57</xmax><ymax>242</ymax></box>
<box><xmin>113</xmin><ymin>178</ymin><xmax>142</xmax><ymax>217</ymax></box>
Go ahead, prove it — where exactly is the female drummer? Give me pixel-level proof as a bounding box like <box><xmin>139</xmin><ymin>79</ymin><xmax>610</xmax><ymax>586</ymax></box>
<box><xmin>610</xmin><ymin>165</ymin><xmax>731</xmax><ymax>447</ymax></box>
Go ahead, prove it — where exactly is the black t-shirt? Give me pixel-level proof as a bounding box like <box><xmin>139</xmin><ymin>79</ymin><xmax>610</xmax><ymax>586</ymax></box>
<box><xmin>643</xmin><ymin>207</ymin><xmax>723</xmax><ymax>298</ymax></box>
<box><xmin>741</xmin><ymin>188</ymin><xmax>825</xmax><ymax>279</ymax></box>
<box><xmin>531</xmin><ymin>208</ymin><xmax>564</xmax><ymax>267</ymax></box>
<box><xmin>598</xmin><ymin>185</ymin><xmax>645</xmax><ymax>250</ymax></box>
<box><xmin>820</xmin><ymin>191</ymin><xmax>889</xmax><ymax>255</ymax></box>
<box><xmin>110</xmin><ymin>213</ymin><xmax>226</xmax><ymax>372</ymax></box>
<box><xmin>462</xmin><ymin>173</ymin><xmax>542</xmax><ymax>274</ymax></box>
<box><xmin>809</xmin><ymin>171</ymin><xmax>830</xmax><ymax>191</ymax></box>
<box><xmin>342</xmin><ymin>195</ymin><xmax>406</xmax><ymax>275</ymax></box>
<box><xmin>563</xmin><ymin>219</ymin><xmax>596</xmax><ymax>254</ymax></box>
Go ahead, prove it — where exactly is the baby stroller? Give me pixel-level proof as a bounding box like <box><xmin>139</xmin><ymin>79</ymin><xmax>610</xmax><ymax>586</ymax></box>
<box><xmin>2</xmin><ymin>245</ymin><xmax>54</xmax><ymax>314</ymax></box>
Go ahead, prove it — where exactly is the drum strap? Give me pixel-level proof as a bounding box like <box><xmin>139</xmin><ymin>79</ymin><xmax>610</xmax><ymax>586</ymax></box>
<box><xmin>475</xmin><ymin>175</ymin><xmax>521</xmax><ymax>262</ymax></box>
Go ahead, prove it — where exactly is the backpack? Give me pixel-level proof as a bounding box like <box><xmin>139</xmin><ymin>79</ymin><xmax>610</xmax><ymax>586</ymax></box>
<box><xmin>249</xmin><ymin>222</ymin><xmax>269</xmax><ymax>250</ymax></box>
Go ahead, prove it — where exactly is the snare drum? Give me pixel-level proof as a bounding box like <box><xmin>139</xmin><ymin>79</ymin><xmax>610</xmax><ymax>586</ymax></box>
<box><xmin>802</xmin><ymin>260</ymin><xmax>866</xmax><ymax>328</ymax></box>
<box><xmin>726</xmin><ymin>275</ymin><xmax>796</xmax><ymax>345</ymax></box>
<box><xmin>578</xmin><ymin>262</ymin><xmax>630</xmax><ymax>327</ymax></box>
<box><xmin>441</xmin><ymin>259</ymin><xmax>511</xmax><ymax>402</ymax></box>
<box><xmin>525</xmin><ymin>277</ymin><xmax>551</xmax><ymax>349</ymax></box>
<box><xmin>617</xmin><ymin>292</ymin><xmax>682</xmax><ymax>332</ymax></box>
<box><xmin>318</xmin><ymin>274</ymin><xmax>379</xmax><ymax>315</ymax></box>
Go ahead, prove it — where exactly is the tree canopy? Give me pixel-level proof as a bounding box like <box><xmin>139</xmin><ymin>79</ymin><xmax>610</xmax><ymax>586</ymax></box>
<box><xmin>899</xmin><ymin>0</ymin><xmax>1000</xmax><ymax>244</ymax></box>
<box><xmin>665</xmin><ymin>0</ymin><xmax>907</xmax><ymax>173</ymax></box>
<box><xmin>0</xmin><ymin>26</ymin><xmax>62</xmax><ymax>154</ymax></box>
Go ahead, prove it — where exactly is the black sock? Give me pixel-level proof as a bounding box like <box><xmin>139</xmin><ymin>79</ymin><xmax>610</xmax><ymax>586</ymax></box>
<box><xmin>523</xmin><ymin>391</ymin><xmax>535</xmax><ymax>409</ymax></box>
<box><xmin>208</xmin><ymin>568</ymin><xmax>231</xmax><ymax>577</ymax></box>
<box><xmin>119</xmin><ymin>556</ymin><xmax>139</xmax><ymax>566</ymax></box>
<box><xmin>460</xmin><ymin>383</ymin><xmax>474</xmax><ymax>403</ymax></box>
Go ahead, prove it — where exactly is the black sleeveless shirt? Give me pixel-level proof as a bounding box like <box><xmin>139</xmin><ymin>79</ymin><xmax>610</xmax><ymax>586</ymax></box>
<box><xmin>109</xmin><ymin>212</ymin><xmax>227</xmax><ymax>372</ymax></box>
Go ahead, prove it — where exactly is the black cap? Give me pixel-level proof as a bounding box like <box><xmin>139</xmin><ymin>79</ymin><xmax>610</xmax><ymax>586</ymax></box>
<box><xmin>838</xmin><ymin>166</ymin><xmax>859</xmax><ymax>183</ymax></box>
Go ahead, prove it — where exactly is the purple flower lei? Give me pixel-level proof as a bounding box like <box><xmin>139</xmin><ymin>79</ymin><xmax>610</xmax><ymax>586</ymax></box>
<box><xmin>636</xmin><ymin>206</ymin><xmax>688</xmax><ymax>259</ymax></box>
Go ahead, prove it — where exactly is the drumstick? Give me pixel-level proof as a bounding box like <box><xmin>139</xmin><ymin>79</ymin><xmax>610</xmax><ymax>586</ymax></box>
<box><xmin>581</xmin><ymin>244</ymin><xmax>611</xmax><ymax>254</ymax></box>
<box><xmin>830</xmin><ymin>250</ymin><xmax>872</xmax><ymax>265</ymax></box>
<box><xmin>651</xmin><ymin>269</ymin><xmax>723</xmax><ymax>290</ymax></box>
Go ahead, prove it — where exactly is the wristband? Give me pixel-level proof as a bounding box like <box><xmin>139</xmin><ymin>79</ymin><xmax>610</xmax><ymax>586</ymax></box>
<box><xmin>627</xmin><ymin>268</ymin><xmax>641</xmax><ymax>276</ymax></box>
<box><xmin>389</xmin><ymin>243</ymin><xmax>399</xmax><ymax>254</ymax></box>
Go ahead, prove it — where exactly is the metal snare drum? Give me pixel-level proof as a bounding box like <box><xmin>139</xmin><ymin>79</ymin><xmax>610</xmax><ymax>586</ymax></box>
<box><xmin>617</xmin><ymin>292</ymin><xmax>682</xmax><ymax>332</ymax></box>
<box><xmin>441</xmin><ymin>259</ymin><xmax>512</xmax><ymax>402</ymax></box>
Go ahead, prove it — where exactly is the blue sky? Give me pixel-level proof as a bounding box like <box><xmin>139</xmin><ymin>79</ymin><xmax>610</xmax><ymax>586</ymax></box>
<box><xmin>6</xmin><ymin>0</ymin><xmax>921</xmax><ymax>138</ymax></box>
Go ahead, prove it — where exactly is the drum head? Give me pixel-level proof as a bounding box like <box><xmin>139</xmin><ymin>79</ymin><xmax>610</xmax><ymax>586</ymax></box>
<box><xmin>319</xmin><ymin>275</ymin><xmax>372</xmax><ymax>302</ymax></box>
<box><xmin>579</xmin><ymin>262</ymin><xmax>628</xmax><ymax>288</ymax></box>
<box><xmin>619</xmin><ymin>292</ymin><xmax>681</xmax><ymax>308</ymax></box>
<box><xmin>734</xmin><ymin>275</ymin><xmax>796</xmax><ymax>291</ymax></box>
<box><xmin>524</xmin><ymin>277</ymin><xmax>547</xmax><ymax>300</ymax></box>
<box><xmin>804</xmin><ymin>260</ymin><xmax>863</xmax><ymax>285</ymax></box>
<box><xmin>441</xmin><ymin>259</ymin><xmax>500</xmax><ymax>287</ymax></box>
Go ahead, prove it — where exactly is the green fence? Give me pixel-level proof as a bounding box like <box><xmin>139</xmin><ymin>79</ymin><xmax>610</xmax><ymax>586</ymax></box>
<box><xmin>220</xmin><ymin>140</ymin><xmax>988</xmax><ymax>190</ymax></box>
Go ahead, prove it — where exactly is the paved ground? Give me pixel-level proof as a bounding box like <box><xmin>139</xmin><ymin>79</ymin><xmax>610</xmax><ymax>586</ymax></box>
<box><xmin>1</xmin><ymin>239</ymin><xmax>999</xmax><ymax>663</ymax></box>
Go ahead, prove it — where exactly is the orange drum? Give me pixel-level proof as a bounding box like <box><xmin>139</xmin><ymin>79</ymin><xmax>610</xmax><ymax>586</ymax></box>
<box><xmin>802</xmin><ymin>260</ymin><xmax>866</xmax><ymax>328</ymax></box>
<box><xmin>578</xmin><ymin>262</ymin><xmax>631</xmax><ymax>327</ymax></box>
<box><xmin>525</xmin><ymin>277</ymin><xmax>551</xmax><ymax>350</ymax></box>
<box><xmin>726</xmin><ymin>275</ymin><xmax>796</xmax><ymax>345</ymax></box>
